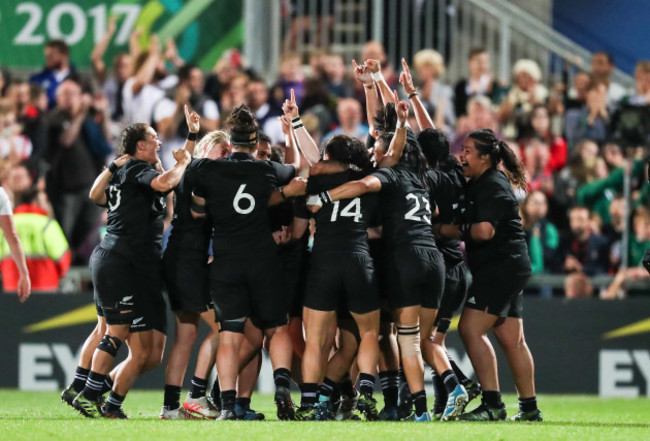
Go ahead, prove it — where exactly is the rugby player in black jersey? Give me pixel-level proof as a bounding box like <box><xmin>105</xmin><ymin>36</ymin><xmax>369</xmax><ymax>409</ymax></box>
<box><xmin>419</xmin><ymin>128</ymin><xmax>481</xmax><ymax>417</ymax></box>
<box><xmin>160</xmin><ymin>108</ymin><xmax>231</xmax><ymax>420</ymax></box>
<box><xmin>309</xmin><ymin>98</ymin><xmax>466</xmax><ymax>422</ymax></box>
<box><xmin>72</xmin><ymin>122</ymin><xmax>192</xmax><ymax>418</ymax></box>
<box><xmin>435</xmin><ymin>128</ymin><xmax>542</xmax><ymax>422</ymax></box>
<box><xmin>190</xmin><ymin>105</ymin><xmax>308</xmax><ymax>420</ymax></box>
<box><xmin>294</xmin><ymin>135</ymin><xmax>381</xmax><ymax>421</ymax></box>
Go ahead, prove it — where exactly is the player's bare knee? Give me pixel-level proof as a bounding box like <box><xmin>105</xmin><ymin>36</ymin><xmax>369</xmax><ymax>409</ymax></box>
<box><xmin>396</xmin><ymin>323</ymin><xmax>421</xmax><ymax>357</ymax></box>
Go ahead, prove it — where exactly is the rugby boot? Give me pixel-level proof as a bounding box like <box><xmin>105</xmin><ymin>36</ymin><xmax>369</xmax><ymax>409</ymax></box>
<box><xmin>441</xmin><ymin>384</ymin><xmax>469</xmax><ymax>421</ymax></box>
<box><xmin>274</xmin><ymin>386</ymin><xmax>296</xmax><ymax>420</ymax></box>
<box><xmin>458</xmin><ymin>400</ymin><xmax>507</xmax><ymax>421</ymax></box>
<box><xmin>509</xmin><ymin>408</ymin><xmax>543</xmax><ymax>422</ymax></box>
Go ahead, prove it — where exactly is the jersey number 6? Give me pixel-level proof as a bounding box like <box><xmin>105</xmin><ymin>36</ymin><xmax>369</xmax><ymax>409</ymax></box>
<box><xmin>233</xmin><ymin>184</ymin><xmax>256</xmax><ymax>214</ymax></box>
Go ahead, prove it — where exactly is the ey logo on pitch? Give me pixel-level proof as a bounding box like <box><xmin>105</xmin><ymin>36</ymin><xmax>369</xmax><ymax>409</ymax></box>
<box><xmin>599</xmin><ymin>350</ymin><xmax>650</xmax><ymax>397</ymax></box>
<box><xmin>19</xmin><ymin>343</ymin><xmax>82</xmax><ymax>390</ymax></box>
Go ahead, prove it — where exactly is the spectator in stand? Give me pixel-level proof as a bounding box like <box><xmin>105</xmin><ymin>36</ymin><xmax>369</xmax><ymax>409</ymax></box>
<box><xmin>154</xmin><ymin>64</ymin><xmax>220</xmax><ymax>168</ymax></box>
<box><xmin>521</xmin><ymin>191</ymin><xmax>559</xmax><ymax>274</ymax></box>
<box><xmin>572</xmin><ymin>80</ymin><xmax>610</xmax><ymax>146</ymax></box>
<box><xmin>0</xmin><ymin>102</ymin><xmax>32</xmax><ymax>163</ymax></box>
<box><xmin>0</xmin><ymin>187</ymin><xmax>69</xmax><ymax>293</ymax></box>
<box><xmin>361</xmin><ymin>41</ymin><xmax>398</xmax><ymax>88</ymax></box>
<box><xmin>563</xmin><ymin>71</ymin><xmax>591</xmax><ymax>139</ymax></box>
<box><xmin>611</xmin><ymin>60</ymin><xmax>650</xmax><ymax>148</ymax></box>
<box><xmin>522</xmin><ymin>137</ymin><xmax>553</xmax><ymax>197</ymax></box>
<box><xmin>564</xmin><ymin>272</ymin><xmax>593</xmax><ymax>298</ymax></box>
<box><xmin>603</xmin><ymin>194</ymin><xmax>626</xmax><ymax>269</ymax></box>
<box><xmin>247</xmin><ymin>78</ymin><xmax>284</xmax><ymax>144</ymax></box>
<box><xmin>454</xmin><ymin>47</ymin><xmax>497</xmax><ymax>117</ymax></box>
<box><xmin>323</xmin><ymin>98</ymin><xmax>368</xmax><ymax>144</ymax></box>
<box><xmin>558</xmin><ymin>205</ymin><xmax>610</xmax><ymax>276</ymax></box>
<box><xmin>6</xmin><ymin>80</ymin><xmax>47</xmax><ymax>172</ymax></box>
<box><xmin>1</xmin><ymin>162</ymin><xmax>51</xmax><ymax>215</ymax></box>
<box><xmin>29</xmin><ymin>40</ymin><xmax>74</xmax><ymax>110</ymax></box>
<box><xmin>499</xmin><ymin>59</ymin><xmax>548</xmax><ymax>140</ymax></box>
<box><xmin>270</xmin><ymin>53</ymin><xmax>305</xmax><ymax>108</ymax></box>
<box><xmin>90</xmin><ymin>16</ymin><xmax>136</xmax><ymax>124</ymax></box>
<box><xmin>522</xmin><ymin>104</ymin><xmax>567</xmax><ymax>171</ymax></box>
<box><xmin>630</xmin><ymin>206</ymin><xmax>650</xmax><ymax>269</ymax></box>
<box><xmin>452</xmin><ymin>95</ymin><xmax>499</xmax><ymax>155</ymax></box>
<box><xmin>591</xmin><ymin>51</ymin><xmax>627</xmax><ymax>108</ymax></box>
<box><xmin>413</xmin><ymin>49</ymin><xmax>455</xmax><ymax>132</ymax></box>
<box><xmin>122</xmin><ymin>36</ymin><xmax>179</xmax><ymax>125</ymax></box>
<box><xmin>44</xmin><ymin>79</ymin><xmax>111</xmax><ymax>262</ymax></box>
<box><xmin>219</xmin><ymin>72</ymin><xmax>249</xmax><ymax>117</ymax></box>
<box><xmin>325</xmin><ymin>54</ymin><xmax>354</xmax><ymax>99</ymax></box>
<box><xmin>556</xmin><ymin>139</ymin><xmax>607</xmax><ymax>204</ymax></box>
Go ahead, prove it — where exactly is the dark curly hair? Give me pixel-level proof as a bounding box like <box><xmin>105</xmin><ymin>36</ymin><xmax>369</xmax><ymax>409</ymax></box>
<box><xmin>227</xmin><ymin>105</ymin><xmax>259</xmax><ymax>149</ymax></box>
<box><xmin>467</xmin><ymin>128</ymin><xmax>527</xmax><ymax>190</ymax></box>
<box><xmin>120</xmin><ymin>123</ymin><xmax>149</xmax><ymax>155</ymax></box>
<box><xmin>417</xmin><ymin>128</ymin><xmax>450</xmax><ymax>169</ymax></box>
<box><xmin>325</xmin><ymin>135</ymin><xmax>373</xmax><ymax>172</ymax></box>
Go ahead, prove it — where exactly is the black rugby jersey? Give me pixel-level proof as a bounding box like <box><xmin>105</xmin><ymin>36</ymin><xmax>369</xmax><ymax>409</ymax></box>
<box><xmin>462</xmin><ymin>168</ymin><xmax>531</xmax><ymax>275</ymax></box>
<box><xmin>373</xmin><ymin>165</ymin><xmax>436</xmax><ymax>250</ymax></box>
<box><xmin>101</xmin><ymin>158</ymin><xmax>166</xmax><ymax>256</ymax></box>
<box><xmin>167</xmin><ymin>158</ymin><xmax>211</xmax><ymax>252</ymax></box>
<box><xmin>426</xmin><ymin>159</ymin><xmax>465</xmax><ymax>265</ymax></box>
<box><xmin>307</xmin><ymin>171</ymin><xmax>378</xmax><ymax>255</ymax></box>
<box><xmin>193</xmin><ymin>152</ymin><xmax>295</xmax><ymax>256</ymax></box>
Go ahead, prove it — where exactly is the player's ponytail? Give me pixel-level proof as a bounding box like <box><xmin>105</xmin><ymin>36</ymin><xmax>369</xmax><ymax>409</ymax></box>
<box><xmin>468</xmin><ymin>128</ymin><xmax>527</xmax><ymax>190</ymax></box>
<box><xmin>227</xmin><ymin>104</ymin><xmax>259</xmax><ymax>149</ymax></box>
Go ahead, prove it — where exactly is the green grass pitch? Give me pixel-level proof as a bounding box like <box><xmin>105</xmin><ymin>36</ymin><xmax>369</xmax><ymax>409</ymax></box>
<box><xmin>1</xmin><ymin>390</ymin><xmax>648</xmax><ymax>441</ymax></box>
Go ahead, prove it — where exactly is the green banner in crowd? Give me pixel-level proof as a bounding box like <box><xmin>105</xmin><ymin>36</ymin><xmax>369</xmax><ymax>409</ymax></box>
<box><xmin>0</xmin><ymin>0</ymin><xmax>243</xmax><ymax>71</ymax></box>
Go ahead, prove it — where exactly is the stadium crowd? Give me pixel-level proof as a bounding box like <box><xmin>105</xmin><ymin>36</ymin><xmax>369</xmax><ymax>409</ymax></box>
<box><xmin>0</xmin><ymin>33</ymin><xmax>648</xmax><ymax>297</ymax></box>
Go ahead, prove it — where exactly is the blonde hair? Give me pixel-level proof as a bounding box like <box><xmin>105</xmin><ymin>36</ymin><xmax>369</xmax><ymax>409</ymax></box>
<box><xmin>513</xmin><ymin>59</ymin><xmax>542</xmax><ymax>82</ymax></box>
<box><xmin>635</xmin><ymin>60</ymin><xmax>650</xmax><ymax>76</ymax></box>
<box><xmin>413</xmin><ymin>49</ymin><xmax>445</xmax><ymax>76</ymax></box>
<box><xmin>194</xmin><ymin>130</ymin><xmax>230</xmax><ymax>158</ymax></box>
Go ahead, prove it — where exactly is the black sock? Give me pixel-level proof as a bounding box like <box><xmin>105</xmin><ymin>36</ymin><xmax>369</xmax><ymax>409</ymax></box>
<box><xmin>273</xmin><ymin>368</ymin><xmax>291</xmax><ymax>389</ymax></box>
<box><xmin>221</xmin><ymin>389</ymin><xmax>236</xmax><ymax>411</ymax></box>
<box><xmin>82</xmin><ymin>371</ymin><xmax>106</xmax><ymax>402</ymax></box>
<box><xmin>235</xmin><ymin>397</ymin><xmax>251</xmax><ymax>410</ymax></box>
<box><xmin>329</xmin><ymin>382</ymin><xmax>341</xmax><ymax>404</ymax></box>
<box><xmin>338</xmin><ymin>375</ymin><xmax>355</xmax><ymax>398</ymax></box>
<box><xmin>358</xmin><ymin>373</ymin><xmax>375</xmax><ymax>396</ymax></box>
<box><xmin>163</xmin><ymin>384</ymin><xmax>182</xmax><ymax>410</ymax></box>
<box><xmin>440</xmin><ymin>369</ymin><xmax>460</xmax><ymax>394</ymax></box>
<box><xmin>379</xmin><ymin>370</ymin><xmax>399</xmax><ymax>408</ymax></box>
<box><xmin>519</xmin><ymin>396</ymin><xmax>537</xmax><ymax>413</ymax></box>
<box><xmin>432</xmin><ymin>371</ymin><xmax>447</xmax><ymax>414</ymax></box>
<box><xmin>411</xmin><ymin>390</ymin><xmax>427</xmax><ymax>417</ymax></box>
<box><xmin>189</xmin><ymin>376</ymin><xmax>208</xmax><ymax>399</ymax></box>
<box><xmin>300</xmin><ymin>383</ymin><xmax>318</xmax><ymax>407</ymax></box>
<box><xmin>104</xmin><ymin>391</ymin><xmax>125</xmax><ymax>412</ymax></box>
<box><xmin>398</xmin><ymin>368</ymin><xmax>407</xmax><ymax>384</ymax></box>
<box><xmin>483</xmin><ymin>390</ymin><xmax>503</xmax><ymax>408</ymax></box>
<box><xmin>449</xmin><ymin>356</ymin><xmax>469</xmax><ymax>384</ymax></box>
<box><xmin>100</xmin><ymin>376</ymin><xmax>114</xmax><ymax>395</ymax></box>
<box><xmin>317</xmin><ymin>377</ymin><xmax>337</xmax><ymax>400</ymax></box>
<box><xmin>71</xmin><ymin>367</ymin><xmax>89</xmax><ymax>392</ymax></box>
<box><xmin>211</xmin><ymin>377</ymin><xmax>220</xmax><ymax>398</ymax></box>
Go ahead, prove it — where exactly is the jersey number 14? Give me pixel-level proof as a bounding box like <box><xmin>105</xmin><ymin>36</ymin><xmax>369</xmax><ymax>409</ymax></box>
<box><xmin>330</xmin><ymin>198</ymin><xmax>362</xmax><ymax>223</ymax></box>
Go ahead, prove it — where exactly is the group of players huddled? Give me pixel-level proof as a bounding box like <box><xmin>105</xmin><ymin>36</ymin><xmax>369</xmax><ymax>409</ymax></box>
<box><xmin>59</xmin><ymin>58</ymin><xmax>543</xmax><ymax>423</ymax></box>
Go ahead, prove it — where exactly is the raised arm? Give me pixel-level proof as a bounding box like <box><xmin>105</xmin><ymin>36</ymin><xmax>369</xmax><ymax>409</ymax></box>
<box><xmin>365</xmin><ymin>59</ymin><xmax>395</xmax><ymax>106</ymax></box>
<box><xmin>378</xmin><ymin>93</ymin><xmax>408</xmax><ymax>168</ymax></box>
<box><xmin>91</xmin><ymin>15</ymin><xmax>117</xmax><ymax>85</ymax></box>
<box><xmin>150</xmin><ymin>148</ymin><xmax>191</xmax><ymax>192</ymax></box>
<box><xmin>183</xmin><ymin>104</ymin><xmax>200</xmax><ymax>156</ymax></box>
<box><xmin>283</xmin><ymin>88</ymin><xmax>320</xmax><ymax>168</ymax></box>
<box><xmin>131</xmin><ymin>35</ymin><xmax>161</xmax><ymax>96</ymax></box>
<box><xmin>353</xmin><ymin>59</ymin><xmax>380</xmax><ymax>134</ymax></box>
<box><xmin>0</xmin><ymin>214</ymin><xmax>30</xmax><ymax>302</ymax></box>
<box><xmin>400</xmin><ymin>58</ymin><xmax>434</xmax><ymax>130</ymax></box>
<box><xmin>307</xmin><ymin>175</ymin><xmax>382</xmax><ymax>213</ymax></box>
<box><xmin>89</xmin><ymin>154</ymin><xmax>131</xmax><ymax>204</ymax></box>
